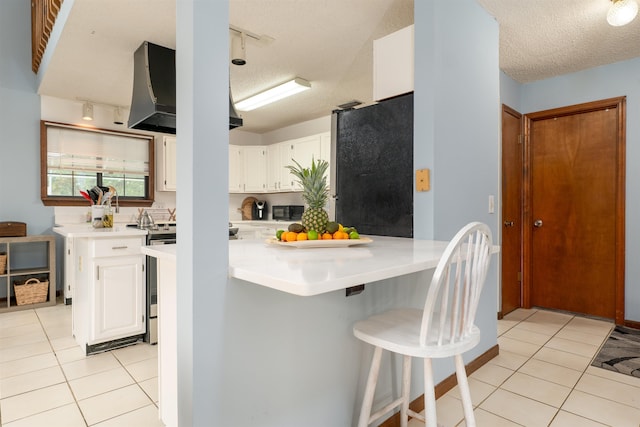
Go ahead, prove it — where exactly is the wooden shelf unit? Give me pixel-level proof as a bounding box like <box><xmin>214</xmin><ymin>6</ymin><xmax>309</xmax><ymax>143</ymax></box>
<box><xmin>0</xmin><ymin>235</ymin><xmax>56</xmax><ymax>312</ymax></box>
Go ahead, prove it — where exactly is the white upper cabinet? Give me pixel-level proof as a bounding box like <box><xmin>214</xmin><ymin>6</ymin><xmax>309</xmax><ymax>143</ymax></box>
<box><xmin>319</xmin><ymin>131</ymin><xmax>331</xmax><ymax>184</ymax></box>
<box><xmin>229</xmin><ymin>132</ymin><xmax>329</xmax><ymax>194</ymax></box>
<box><xmin>157</xmin><ymin>136</ymin><xmax>177</xmax><ymax>191</ymax></box>
<box><xmin>373</xmin><ymin>24</ymin><xmax>414</xmax><ymax>101</ymax></box>
<box><xmin>289</xmin><ymin>135</ymin><xmax>321</xmax><ymax>191</ymax></box>
<box><xmin>229</xmin><ymin>145</ymin><xmax>244</xmax><ymax>193</ymax></box>
<box><xmin>243</xmin><ymin>146</ymin><xmax>267</xmax><ymax>193</ymax></box>
<box><xmin>267</xmin><ymin>144</ymin><xmax>286</xmax><ymax>191</ymax></box>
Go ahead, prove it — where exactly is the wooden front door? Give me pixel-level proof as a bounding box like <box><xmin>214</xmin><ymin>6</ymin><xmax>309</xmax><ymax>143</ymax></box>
<box><xmin>501</xmin><ymin>105</ymin><xmax>523</xmax><ymax>316</ymax></box>
<box><xmin>523</xmin><ymin>97</ymin><xmax>625</xmax><ymax>323</ymax></box>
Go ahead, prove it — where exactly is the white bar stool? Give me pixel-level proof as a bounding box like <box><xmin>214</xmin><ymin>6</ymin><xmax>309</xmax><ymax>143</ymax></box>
<box><xmin>353</xmin><ymin>222</ymin><xmax>493</xmax><ymax>427</ymax></box>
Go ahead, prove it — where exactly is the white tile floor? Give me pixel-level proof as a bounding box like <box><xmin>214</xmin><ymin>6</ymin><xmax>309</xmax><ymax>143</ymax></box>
<box><xmin>0</xmin><ymin>303</ymin><xmax>162</xmax><ymax>427</ymax></box>
<box><xmin>1</xmin><ymin>304</ymin><xmax>639</xmax><ymax>426</ymax></box>
<box><xmin>407</xmin><ymin>308</ymin><xmax>640</xmax><ymax>427</ymax></box>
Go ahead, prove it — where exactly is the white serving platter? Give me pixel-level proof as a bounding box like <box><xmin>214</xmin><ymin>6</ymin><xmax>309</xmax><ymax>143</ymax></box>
<box><xmin>265</xmin><ymin>237</ymin><xmax>373</xmax><ymax>249</ymax></box>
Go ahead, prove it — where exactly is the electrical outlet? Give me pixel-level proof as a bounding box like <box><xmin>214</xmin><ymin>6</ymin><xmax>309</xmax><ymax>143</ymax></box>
<box><xmin>488</xmin><ymin>195</ymin><xmax>495</xmax><ymax>214</ymax></box>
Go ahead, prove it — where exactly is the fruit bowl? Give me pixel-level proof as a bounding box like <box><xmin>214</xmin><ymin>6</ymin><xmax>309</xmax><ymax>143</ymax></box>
<box><xmin>265</xmin><ymin>237</ymin><xmax>373</xmax><ymax>249</ymax></box>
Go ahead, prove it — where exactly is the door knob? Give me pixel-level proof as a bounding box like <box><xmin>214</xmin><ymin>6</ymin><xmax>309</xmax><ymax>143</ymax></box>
<box><xmin>504</xmin><ymin>221</ymin><xmax>514</xmax><ymax>227</ymax></box>
<box><xmin>534</xmin><ymin>219</ymin><xmax>543</xmax><ymax>228</ymax></box>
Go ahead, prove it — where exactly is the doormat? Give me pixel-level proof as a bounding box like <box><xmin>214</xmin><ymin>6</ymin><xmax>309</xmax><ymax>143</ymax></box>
<box><xmin>591</xmin><ymin>325</ymin><xmax>640</xmax><ymax>378</ymax></box>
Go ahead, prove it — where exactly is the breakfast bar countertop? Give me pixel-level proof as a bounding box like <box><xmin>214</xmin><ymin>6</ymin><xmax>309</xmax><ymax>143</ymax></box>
<box><xmin>53</xmin><ymin>224</ymin><xmax>148</xmax><ymax>238</ymax></box>
<box><xmin>229</xmin><ymin>236</ymin><xmax>464</xmax><ymax>296</ymax></box>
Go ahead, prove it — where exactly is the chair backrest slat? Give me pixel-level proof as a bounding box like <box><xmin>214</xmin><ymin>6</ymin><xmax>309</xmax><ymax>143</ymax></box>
<box><xmin>419</xmin><ymin>223</ymin><xmax>492</xmax><ymax>347</ymax></box>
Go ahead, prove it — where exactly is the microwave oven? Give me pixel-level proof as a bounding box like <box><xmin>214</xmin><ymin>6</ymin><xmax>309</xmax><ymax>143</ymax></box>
<box><xmin>272</xmin><ymin>205</ymin><xmax>304</xmax><ymax>221</ymax></box>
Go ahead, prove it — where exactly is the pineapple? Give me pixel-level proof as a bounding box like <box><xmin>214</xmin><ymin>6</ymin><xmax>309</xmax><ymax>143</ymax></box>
<box><xmin>286</xmin><ymin>158</ymin><xmax>330</xmax><ymax>232</ymax></box>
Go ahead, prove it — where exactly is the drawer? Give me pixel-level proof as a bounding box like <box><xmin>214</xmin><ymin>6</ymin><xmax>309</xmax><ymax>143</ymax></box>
<box><xmin>92</xmin><ymin>237</ymin><xmax>143</xmax><ymax>258</ymax></box>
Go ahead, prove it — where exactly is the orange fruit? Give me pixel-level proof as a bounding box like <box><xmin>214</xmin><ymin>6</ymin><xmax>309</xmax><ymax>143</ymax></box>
<box><xmin>333</xmin><ymin>231</ymin><xmax>344</xmax><ymax>240</ymax></box>
<box><xmin>297</xmin><ymin>232</ymin><xmax>308</xmax><ymax>241</ymax></box>
<box><xmin>286</xmin><ymin>232</ymin><xmax>298</xmax><ymax>242</ymax></box>
<box><xmin>279</xmin><ymin>231</ymin><xmax>288</xmax><ymax>241</ymax></box>
<box><xmin>322</xmin><ymin>233</ymin><xmax>333</xmax><ymax>240</ymax></box>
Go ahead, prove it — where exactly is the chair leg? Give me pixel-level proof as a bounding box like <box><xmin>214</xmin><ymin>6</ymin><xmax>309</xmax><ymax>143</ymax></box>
<box><xmin>454</xmin><ymin>354</ymin><xmax>476</xmax><ymax>427</ymax></box>
<box><xmin>358</xmin><ymin>346</ymin><xmax>383</xmax><ymax>427</ymax></box>
<box><xmin>400</xmin><ymin>355</ymin><xmax>412</xmax><ymax>427</ymax></box>
<box><xmin>423</xmin><ymin>358</ymin><xmax>437</xmax><ymax>427</ymax></box>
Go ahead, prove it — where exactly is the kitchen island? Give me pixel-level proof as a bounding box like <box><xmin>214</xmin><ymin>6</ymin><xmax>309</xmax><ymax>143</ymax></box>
<box><xmin>54</xmin><ymin>225</ymin><xmax>148</xmax><ymax>354</ymax></box>
<box><xmin>144</xmin><ymin>236</ymin><xmax>499</xmax><ymax>427</ymax></box>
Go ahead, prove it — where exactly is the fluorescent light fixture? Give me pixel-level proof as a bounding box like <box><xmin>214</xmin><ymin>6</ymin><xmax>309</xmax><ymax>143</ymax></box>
<box><xmin>607</xmin><ymin>0</ymin><xmax>638</xmax><ymax>26</ymax></box>
<box><xmin>235</xmin><ymin>78</ymin><xmax>311</xmax><ymax>111</ymax></box>
<box><xmin>82</xmin><ymin>102</ymin><xmax>94</xmax><ymax>121</ymax></box>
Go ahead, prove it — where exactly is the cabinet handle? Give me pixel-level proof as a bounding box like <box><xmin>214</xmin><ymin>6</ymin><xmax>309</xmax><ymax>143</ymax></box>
<box><xmin>96</xmin><ymin>266</ymin><xmax>99</xmax><ymax>280</ymax></box>
<box><xmin>111</xmin><ymin>246</ymin><xmax>128</xmax><ymax>250</ymax></box>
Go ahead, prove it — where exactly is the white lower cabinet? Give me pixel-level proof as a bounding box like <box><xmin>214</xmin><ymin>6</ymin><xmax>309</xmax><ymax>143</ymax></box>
<box><xmin>93</xmin><ymin>256</ymin><xmax>145</xmax><ymax>342</ymax></box>
<box><xmin>73</xmin><ymin>236</ymin><xmax>146</xmax><ymax>354</ymax></box>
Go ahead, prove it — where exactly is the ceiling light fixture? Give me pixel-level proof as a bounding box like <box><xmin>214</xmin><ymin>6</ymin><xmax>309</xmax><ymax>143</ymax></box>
<box><xmin>231</xmin><ymin>32</ymin><xmax>247</xmax><ymax>66</ymax></box>
<box><xmin>607</xmin><ymin>0</ymin><xmax>639</xmax><ymax>26</ymax></box>
<box><xmin>235</xmin><ymin>78</ymin><xmax>311</xmax><ymax>111</ymax></box>
<box><xmin>82</xmin><ymin>102</ymin><xmax>94</xmax><ymax>121</ymax></box>
<box><xmin>113</xmin><ymin>107</ymin><xmax>124</xmax><ymax>125</ymax></box>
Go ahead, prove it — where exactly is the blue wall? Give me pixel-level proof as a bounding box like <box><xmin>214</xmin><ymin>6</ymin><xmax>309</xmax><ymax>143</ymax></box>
<box><xmin>500</xmin><ymin>71</ymin><xmax>522</xmax><ymax>112</ymax></box>
<box><xmin>0</xmin><ymin>1</ymin><xmax>53</xmax><ymax>234</ymax></box>
<box><xmin>173</xmin><ymin>0</ymin><xmax>501</xmax><ymax>425</ymax></box>
<box><xmin>514</xmin><ymin>58</ymin><xmax>640</xmax><ymax>322</ymax></box>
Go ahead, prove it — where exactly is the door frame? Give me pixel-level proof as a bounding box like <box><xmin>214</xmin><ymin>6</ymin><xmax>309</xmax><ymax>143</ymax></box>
<box><xmin>500</xmin><ymin>104</ymin><xmax>523</xmax><ymax>318</ymax></box>
<box><xmin>522</xmin><ymin>97</ymin><xmax>626</xmax><ymax>324</ymax></box>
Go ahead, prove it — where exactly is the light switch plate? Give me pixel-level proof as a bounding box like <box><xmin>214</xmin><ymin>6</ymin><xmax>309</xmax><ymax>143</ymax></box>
<box><xmin>416</xmin><ymin>168</ymin><xmax>430</xmax><ymax>192</ymax></box>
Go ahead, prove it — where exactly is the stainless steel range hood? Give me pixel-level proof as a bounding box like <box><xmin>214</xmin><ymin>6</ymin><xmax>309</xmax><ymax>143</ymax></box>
<box><xmin>128</xmin><ymin>41</ymin><xmax>243</xmax><ymax>133</ymax></box>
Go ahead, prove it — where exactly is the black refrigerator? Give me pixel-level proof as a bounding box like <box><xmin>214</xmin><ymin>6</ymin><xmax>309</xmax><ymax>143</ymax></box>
<box><xmin>333</xmin><ymin>92</ymin><xmax>413</xmax><ymax>238</ymax></box>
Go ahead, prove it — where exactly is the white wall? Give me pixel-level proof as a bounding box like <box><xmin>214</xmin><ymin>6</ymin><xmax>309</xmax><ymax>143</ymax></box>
<box><xmin>261</xmin><ymin>115</ymin><xmax>331</xmax><ymax>145</ymax></box>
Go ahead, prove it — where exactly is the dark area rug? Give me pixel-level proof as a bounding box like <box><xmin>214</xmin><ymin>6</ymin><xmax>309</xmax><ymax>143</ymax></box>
<box><xmin>591</xmin><ymin>325</ymin><xmax>640</xmax><ymax>378</ymax></box>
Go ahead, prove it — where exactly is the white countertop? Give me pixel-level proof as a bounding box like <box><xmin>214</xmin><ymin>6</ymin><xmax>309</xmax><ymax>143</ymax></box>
<box><xmin>53</xmin><ymin>225</ymin><xmax>148</xmax><ymax>238</ymax></box>
<box><xmin>141</xmin><ymin>236</ymin><xmax>499</xmax><ymax>297</ymax></box>
<box><xmin>231</xmin><ymin>220</ymin><xmax>295</xmax><ymax>226</ymax></box>
<box><xmin>141</xmin><ymin>244</ymin><xmax>176</xmax><ymax>261</ymax></box>
<box><xmin>230</xmin><ymin>236</ymin><xmax>452</xmax><ymax>296</ymax></box>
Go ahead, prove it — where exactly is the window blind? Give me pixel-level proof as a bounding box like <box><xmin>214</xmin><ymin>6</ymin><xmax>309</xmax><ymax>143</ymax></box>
<box><xmin>46</xmin><ymin>125</ymin><xmax>149</xmax><ymax>175</ymax></box>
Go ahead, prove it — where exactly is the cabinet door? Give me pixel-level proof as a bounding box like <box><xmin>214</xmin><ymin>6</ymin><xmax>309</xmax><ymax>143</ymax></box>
<box><xmin>319</xmin><ymin>132</ymin><xmax>331</xmax><ymax>188</ymax></box>
<box><xmin>160</xmin><ymin>136</ymin><xmax>177</xmax><ymax>191</ymax></box>
<box><xmin>93</xmin><ymin>256</ymin><xmax>145</xmax><ymax>342</ymax></box>
<box><xmin>243</xmin><ymin>146</ymin><xmax>267</xmax><ymax>193</ymax></box>
<box><xmin>266</xmin><ymin>144</ymin><xmax>281</xmax><ymax>192</ymax></box>
<box><xmin>290</xmin><ymin>135</ymin><xmax>321</xmax><ymax>190</ymax></box>
<box><xmin>373</xmin><ymin>25</ymin><xmax>414</xmax><ymax>101</ymax></box>
<box><xmin>279</xmin><ymin>142</ymin><xmax>294</xmax><ymax>191</ymax></box>
<box><xmin>229</xmin><ymin>145</ymin><xmax>244</xmax><ymax>193</ymax></box>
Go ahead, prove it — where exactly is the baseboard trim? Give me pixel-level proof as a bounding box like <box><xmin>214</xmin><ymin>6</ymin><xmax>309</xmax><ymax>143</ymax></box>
<box><xmin>624</xmin><ymin>319</ymin><xmax>640</xmax><ymax>329</ymax></box>
<box><xmin>378</xmin><ymin>344</ymin><xmax>500</xmax><ymax>427</ymax></box>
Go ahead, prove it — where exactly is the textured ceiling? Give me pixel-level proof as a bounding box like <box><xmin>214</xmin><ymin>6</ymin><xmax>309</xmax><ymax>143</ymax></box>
<box><xmin>478</xmin><ymin>0</ymin><xmax>640</xmax><ymax>83</ymax></box>
<box><xmin>37</xmin><ymin>0</ymin><xmax>640</xmax><ymax>134</ymax></box>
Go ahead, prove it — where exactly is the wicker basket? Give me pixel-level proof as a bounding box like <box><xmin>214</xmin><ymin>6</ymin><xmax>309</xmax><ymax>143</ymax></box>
<box><xmin>14</xmin><ymin>278</ymin><xmax>49</xmax><ymax>306</ymax></box>
<box><xmin>0</xmin><ymin>253</ymin><xmax>6</xmax><ymax>274</ymax></box>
